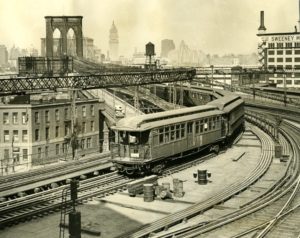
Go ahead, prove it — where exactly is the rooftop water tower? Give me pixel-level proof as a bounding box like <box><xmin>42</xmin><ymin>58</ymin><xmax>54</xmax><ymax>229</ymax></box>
<box><xmin>145</xmin><ymin>42</ymin><xmax>156</xmax><ymax>70</ymax></box>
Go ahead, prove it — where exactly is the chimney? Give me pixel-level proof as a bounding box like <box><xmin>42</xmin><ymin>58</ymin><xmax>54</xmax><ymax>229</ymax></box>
<box><xmin>298</xmin><ymin>0</ymin><xmax>300</xmax><ymax>31</ymax></box>
<box><xmin>258</xmin><ymin>11</ymin><xmax>267</xmax><ymax>31</ymax></box>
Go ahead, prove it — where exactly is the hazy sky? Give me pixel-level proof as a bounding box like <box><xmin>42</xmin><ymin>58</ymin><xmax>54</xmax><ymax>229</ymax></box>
<box><xmin>0</xmin><ymin>0</ymin><xmax>298</xmax><ymax>56</ymax></box>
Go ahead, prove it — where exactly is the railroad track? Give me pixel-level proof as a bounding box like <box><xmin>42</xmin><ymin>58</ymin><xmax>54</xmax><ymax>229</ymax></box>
<box><xmin>154</xmin><ymin>119</ymin><xmax>300</xmax><ymax>238</ymax></box>
<box><xmin>117</xmin><ymin>125</ymin><xmax>275</xmax><ymax>238</ymax></box>
<box><xmin>0</xmin><ymin>152</ymin><xmax>111</xmax><ymax>198</ymax></box>
<box><xmin>0</xmin><ymin>171</ymin><xmax>132</xmax><ymax>229</ymax></box>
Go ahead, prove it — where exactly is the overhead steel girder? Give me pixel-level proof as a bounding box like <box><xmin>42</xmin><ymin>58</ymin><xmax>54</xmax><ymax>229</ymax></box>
<box><xmin>0</xmin><ymin>69</ymin><xmax>196</xmax><ymax>96</ymax></box>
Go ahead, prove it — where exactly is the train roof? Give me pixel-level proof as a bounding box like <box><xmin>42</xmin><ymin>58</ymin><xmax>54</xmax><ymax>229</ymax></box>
<box><xmin>207</xmin><ymin>94</ymin><xmax>244</xmax><ymax>113</ymax></box>
<box><xmin>113</xmin><ymin>105</ymin><xmax>223</xmax><ymax>131</ymax></box>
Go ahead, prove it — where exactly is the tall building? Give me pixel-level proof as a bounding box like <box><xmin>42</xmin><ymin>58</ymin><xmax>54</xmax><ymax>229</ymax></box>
<box><xmin>257</xmin><ymin>5</ymin><xmax>300</xmax><ymax>88</ymax></box>
<box><xmin>109</xmin><ymin>21</ymin><xmax>119</xmax><ymax>61</ymax></box>
<box><xmin>161</xmin><ymin>39</ymin><xmax>175</xmax><ymax>58</ymax></box>
<box><xmin>0</xmin><ymin>45</ymin><xmax>8</xmax><ymax>66</ymax></box>
<box><xmin>0</xmin><ymin>91</ymin><xmax>100</xmax><ymax>175</ymax></box>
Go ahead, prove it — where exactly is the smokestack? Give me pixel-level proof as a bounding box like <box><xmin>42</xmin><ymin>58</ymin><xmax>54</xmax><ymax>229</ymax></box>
<box><xmin>298</xmin><ymin>0</ymin><xmax>300</xmax><ymax>31</ymax></box>
<box><xmin>258</xmin><ymin>11</ymin><xmax>267</xmax><ymax>31</ymax></box>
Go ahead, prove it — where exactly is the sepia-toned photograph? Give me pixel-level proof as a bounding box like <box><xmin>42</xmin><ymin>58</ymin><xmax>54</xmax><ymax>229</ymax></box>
<box><xmin>0</xmin><ymin>0</ymin><xmax>299</xmax><ymax>237</ymax></box>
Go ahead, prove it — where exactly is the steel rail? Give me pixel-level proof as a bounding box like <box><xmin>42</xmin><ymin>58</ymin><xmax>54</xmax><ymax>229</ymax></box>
<box><xmin>0</xmin><ymin>153</ymin><xmax>111</xmax><ymax>197</ymax></box>
<box><xmin>163</xmin><ymin>120</ymin><xmax>299</xmax><ymax>238</ymax></box>
<box><xmin>118</xmin><ymin>125</ymin><xmax>274</xmax><ymax>238</ymax></box>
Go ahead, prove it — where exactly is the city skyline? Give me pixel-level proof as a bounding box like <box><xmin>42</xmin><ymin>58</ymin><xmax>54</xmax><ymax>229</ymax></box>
<box><xmin>0</xmin><ymin>0</ymin><xmax>298</xmax><ymax>57</ymax></box>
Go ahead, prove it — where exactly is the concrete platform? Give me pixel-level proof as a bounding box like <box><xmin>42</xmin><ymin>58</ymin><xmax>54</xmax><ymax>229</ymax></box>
<box><xmin>0</xmin><ymin>129</ymin><xmax>284</xmax><ymax>238</ymax></box>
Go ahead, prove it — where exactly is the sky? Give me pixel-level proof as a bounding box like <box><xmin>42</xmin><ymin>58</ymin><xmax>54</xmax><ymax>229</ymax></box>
<box><xmin>0</xmin><ymin>0</ymin><xmax>298</xmax><ymax>57</ymax></box>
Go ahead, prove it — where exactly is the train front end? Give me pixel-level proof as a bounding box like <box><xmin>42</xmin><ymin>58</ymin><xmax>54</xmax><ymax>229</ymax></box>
<box><xmin>110</xmin><ymin>119</ymin><xmax>152</xmax><ymax>175</ymax></box>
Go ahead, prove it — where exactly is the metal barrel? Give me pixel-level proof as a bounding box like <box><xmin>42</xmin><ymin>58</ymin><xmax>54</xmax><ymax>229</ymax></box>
<box><xmin>143</xmin><ymin>184</ymin><xmax>154</xmax><ymax>202</ymax></box>
<box><xmin>162</xmin><ymin>182</ymin><xmax>171</xmax><ymax>192</ymax></box>
<box><xmin>173</xmin><ymin>179</ymin><xmax>184</xmax><ymax>197</ymax></box>
<box><xmin>198</xmin><ymin>170</ymin><xmax>207</xmax><ymax>185</ymax></box>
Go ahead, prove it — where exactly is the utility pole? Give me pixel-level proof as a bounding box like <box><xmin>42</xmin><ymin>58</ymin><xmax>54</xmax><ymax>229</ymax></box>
<box><xmin>283</xmin><ymin>72</ymin><xmax>287</xmax><ymax>107</ymax></box>
<box><xmin>210</xmin><ymin>65</ymin><xmax>214</xmax><ymax>88</ymax></box>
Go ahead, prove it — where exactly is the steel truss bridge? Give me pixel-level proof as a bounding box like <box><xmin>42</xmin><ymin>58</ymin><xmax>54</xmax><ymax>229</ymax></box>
<box><xmin>0</xmin><ymin>69</ymin><xmax>196</xmax><ymax>96</ymax></box>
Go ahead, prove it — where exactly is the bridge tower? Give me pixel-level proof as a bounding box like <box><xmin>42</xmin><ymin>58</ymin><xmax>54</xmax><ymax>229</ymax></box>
<box><xmin>45</xmin><ymin>16</ymin><xmax>83</xmax><ymax>58</ymax></box>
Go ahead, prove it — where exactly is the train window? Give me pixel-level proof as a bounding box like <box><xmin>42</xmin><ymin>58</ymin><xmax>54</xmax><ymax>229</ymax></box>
<box><xmin>159</xmin><ymin>128</ymin><xmax>164</xmax><ymax>144</ymax></box>
<box><xmin>195</xmin><ymin>121</ymin><xmax>200</xmax><ymax>134</ymax></box>
<box><xmin>187</xmin><ymin>122</ymin><xmax>193</xmax><ymax>133</ymax></box>
<box><xmin>204</xmin><ymin>123</ymin><xmax>208</xmax><ymax>131</ymax></box>
<box><xmin>200</xmin><ymin>124</ymin><xmax>204</xmax><ymax>133</ymax></box>
<box><xmin>181</xmin><ymin>124</ymin><xmax>185</xmax><ymax>138</ymax></box>
<box><xmin>165</xmin><ymin>127</ymin><xmax>170</xmax><ymax>143</ymax></box>
<box><xmin>176</xmin><ymin>125</ymin><xmax>181</xmax><ymax>140</ymax></box>
<box><xmin>170</xmin><ymin>131</ymin><xmax>175</xmax><ymax>141</ymax></box>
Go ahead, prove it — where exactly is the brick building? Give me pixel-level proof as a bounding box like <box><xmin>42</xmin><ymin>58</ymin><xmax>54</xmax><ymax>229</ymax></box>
<box><xmin>0</xmin><ymin>91</ymin><xmax>101</xmax><ymax>174</ymax></box>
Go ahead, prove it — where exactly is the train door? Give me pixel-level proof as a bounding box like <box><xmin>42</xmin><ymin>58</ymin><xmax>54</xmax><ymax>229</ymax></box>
<box><xmin>221</xmin><ymin>116</ymin><xmax>228</xmax><ymax>137</ymax></box>
<box><xmin>187</xmin><ymin>121</ymin><xmax>195</xmax><ymax>147</ymax></box>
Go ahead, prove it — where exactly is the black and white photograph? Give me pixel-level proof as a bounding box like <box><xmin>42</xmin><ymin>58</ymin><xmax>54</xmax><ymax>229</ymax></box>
<box><xmin>0</xmin><ymin>0</ymin><xmax>299</xmax><ymax>237</ymax></box>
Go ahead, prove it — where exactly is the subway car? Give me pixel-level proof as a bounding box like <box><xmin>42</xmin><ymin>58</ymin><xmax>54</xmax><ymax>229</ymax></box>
<box><xmin>111</xmin><ymin>95</ymin><xmax>244</xmax><ymax>175</ymax></box>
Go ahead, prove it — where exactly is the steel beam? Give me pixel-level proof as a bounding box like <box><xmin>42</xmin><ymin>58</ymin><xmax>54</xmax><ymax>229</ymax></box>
<box><xmin>0</xmin><ymin>69</ymin><xmax>196</xmax><ymax>96</ymax></box>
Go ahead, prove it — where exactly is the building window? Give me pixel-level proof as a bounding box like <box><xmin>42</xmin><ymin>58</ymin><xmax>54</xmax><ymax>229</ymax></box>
<box><xmin>286</xmin><ymin>80</ymin><xmax>292</xmax><ymax>85</ymax></box>
<box><xmin>286</xmin><ymin>65</ymin><xmax>292</xmax><ymax>69</ymax></box>
<box><xmin>81</xmin><ymin>139</ymin><xmax>85</xmax><ymax>149</ymax></box>
<box><xmin>286</xmin><ymin>42</ymin><xmax>293</xmax><ymax>48</ymax></box>
<box><xmin>295</xmin><ymin>65</ymin><xmax>300</xmax><ymax>69</ymax></box>
<box><xmin>35</xmin><ymin>112</ymin><xmax>40</xmax><ymax>123</ymax></box>
<box><xmin>277</xmin><ymin>58</ymin><xmax>283</xmax><ymax>62</ymax></box>
<box><xmin>22</xmin><ymin>130</ymin><xmax>28</xmax><ymax>142</ymax></box>
<box><xmin>268</xmin><ymin>50</ymin><xmax>274</xmax><ymax>55</ymax></box>
<box><xmin>295</xmin><ymin>42</ymin><xmax>300</xmax><ymax>47</ymax></box>
<box><xmin>277</xmin><ymin>50</ymin><xmax>283</xmax><ymax>55</ymax></box>
<box><xmin>45</xmin><ymin>146</ymin><xmax>49</xmax><ymax>157</ymax></box>
<box><xmin>45</xmin><ymin>127</ymin><xmax>50</xmax><ymax>140</ymax></box>
<box><xmin>268</xmin><ymin>58</ymin><xmax>274</xmax><ymax>62</ymax></box>
<box><xmin>64</xmin><ymin>108</ymin><xmax>69</xmax><ymax>119</ymax></box>
<box><xmin>4</xmin><ymin>149</ymin><xmax>9</xmax><ymax>161</ymax></box>
<box><xmin>35</xmin><ymin>129</ymin><xmax>40</xmax><ymax>141</ymax></box>
<box><xmin>295</xmin><ymin>79</ymin><xmax>300</xmax><ymax>85</ymax></box>
<box><xmin>276</xmin><ymin>65</ymin><xmax>283</xmax><ymax>69</ymax></box>
<box><xmin>86</xmin><ymin>138</ymin><xmax>91</xmax><ymax>148</ymax></box>
<box><xmin>295</xmin><ymin>58</ymin><xmax>300</xmax><ymax>62</ymax></box>
<box><xmin>37</xmin><ymin>147</ymin><xmax>42</xmax><ymax>159</ymax></box>
<box><xmin>4</xmin><ymin>130</ymin><xmax>9</xmax><ymax>142</ymax></box>
<box><xmin>286</xmin><ymin>50</ymin><xmax>292</xmax><ymax>55</ymax></box>
<box><xmin>22</xmin><ymin>112</ymin><xmax>27</xmax><ymax>124</ymax></box>
<box><xmin>55</xmin><ymin>109</ymin><xmax>59</xmax><ymax>121</ymax></box>
<box><xmin>286</xmin><ymin>58</ymin><xmax>292</xmax><ymax>62</ymax></box>
<box><xmin>82</xmin><ymin>106</ymin><xmax>86</xmax><ymax>117</ymax></box>
<box><xmin>295</xmin><ymin>50</ymin><xmax>300</xmax><ymax>54</ymax></box>
<box><xmin>45</xmin><ymin>110</ymin><xmax>49</xmax><ymax>122</ymax></box>
<box><xmin>90</xmin><ymin>105</ymin><xmax>95</xmax><ymax>116</ymax></box>
<box><xmin>3</xmin><ymin>112</ymin><xmax>9</xmax><ymax>124</ymax></box>
<box><xmin>56</xmin><ymin>144</ymin><xmax>60</xmax><ymax>155</ymax></box>
<box><xmin>12</xmin><ymin>112</ymin><xmax>18</xmax><ymax>124</ymax></box>
<box><xmin>277</xmin><ymin>43</ymin><xmax>283</xmax><ymax>49</ymax></box>
<box><xmin>91</xmin><ymin>121</ymin><xmax>94</xmax><ymax>131</ymax></box>
<box><xmin>13</xmin><ymin>130</ymin><xmax>19</xmax><ymax>142</ymax></box>
<box><xmin>65</xmin><ymin>124</ymin><xmax>70</xmax><ymax>136</ymax></box>
<box><xmin>268</xmin><ymin>43</ymin><xmax>275</xmax><ymax>48</ymax></box>
<box><xmin>63</xmin><ymin>143</ymin><xmax>68</xmax><ymax>153</ymax></box>
<box><xmin>82</xmin><ymin>122</ymin><xmax>86</xmax><ymax>133</ymax></box>
<box><xmin>23</xmin><ymin>149</ymin><xmax>28</xmax><ymax>161</ymax></box>
<box><xmin>55</xmin><ymin>126</ymin><xmax>59</xmax><ymax>137</ymax></box>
